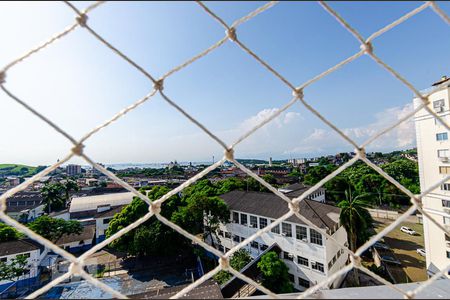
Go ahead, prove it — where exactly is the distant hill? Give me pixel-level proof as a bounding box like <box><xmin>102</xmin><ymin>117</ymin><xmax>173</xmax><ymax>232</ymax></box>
<box><xmin>0</xmin><ymin>164</ymin><xmax>45</xmax><ymax>177</ymax></box>
<box><xmin>236</xmin><ymin>159</ymin><xmax>268</xmax><ymax>165</ymax></box>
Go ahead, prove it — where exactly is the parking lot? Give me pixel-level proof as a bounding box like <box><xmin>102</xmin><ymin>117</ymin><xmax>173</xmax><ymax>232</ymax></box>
<box><xmin>373</xmin><ymin>219</ymin><xmax>427</xmax><ymax>282</ymax></box>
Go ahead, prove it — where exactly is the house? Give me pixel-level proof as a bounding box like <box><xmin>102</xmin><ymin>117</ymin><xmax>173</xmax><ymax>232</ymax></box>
<box><xmin>5</xmin><ymin>192</ymin><xmax>45</xmax><ymax>222</ymax></box>
<box><xmin>69</xmin><ymin>192</ymin><xmax>134</xmax><ymax>220</ymax></box>
<box><xmin>94</xmin><ymin>205</ymin><xmax>125</xmax><ymax>243</ymax></box>
<box><xmin>55</xmin><ymin>225</ymin><xmax>95</xmax><ymax>253</ymax></box>
<box><xmin>213</xmin><ymin>190</ymin><xmax>348</xmax><ymax>291</ymax></box>
<box><xmin>278</xmin><ymin>183</ymin><xmax>326</xmax><ymax>203</ymax></box>
<box><xmin>0</xmin><ymin>239</ymin><xmax>45</xmax><ymax>292</ymax></box>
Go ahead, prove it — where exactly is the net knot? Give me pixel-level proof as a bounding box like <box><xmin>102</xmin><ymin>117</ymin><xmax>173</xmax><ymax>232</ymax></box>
<box><xmin>71</xmin><ymin>143</ymin><xmax>85</xmax><ymax>156</ymax></box>
<box><xmin>219</xmin><ymin>256</ymin><xmax>230</xmax><ymax>270</ymax></box>
<box><xmin>292</xmin><ymin>88</ymin><xmax>303</xmax><ymax>99</ymax></box>
<box><xmin>154</xmin><ymin>79</ymin><xmax>164</xmax><ymax>91</ymax></box>
<box><xmin>350</xmin><ymin>253</ymin><xmax>362</xmax><ymax>268</ymax></box>
<box><xmin>0</xmin><ymin>71</ymin><xmax>5</xmax><ymax>84</ymax></box>
<box><xmin>289</xmin><ymin>201</ymin><xmax>300</xmax><ymax>214</ymax></box>
<box><xmin>76</xmin><ymin>13</ymin><xmax>88</xmax><ymax>27</ymax></box>
<box><xmin>420</xmin><ymin>95</ymin><xmax>430</xmax><ymax>105</ymax></box>
<box><xmin>355</xmin><ymin>147</ymin><xmax>366</xmax><ymax>159</ymax></box>
<box><xmin>69</xmin><ymin>261</ymin><xmax>83</xmax><ymax>275</ymax></box>
<box><xmin>405</xmin><ymin>291</ymin><xmax>415</xmax><ymax>299</ymax></box>
<box><xmin>360</xmin><ymin>42</ymin><xmax>373</xmax><ymax>55</ymax></box>
<box><xmin>224</xmin><ymin>148</ymin><xmax>234</xmax><ymax>161</ymax></box>
<box><xmin>227</xmin><ymin>27</ymin><xmax>237</xmax><ymax>42</ymax></box>
<box><xmin>150</xmin><ymin>202</ymin><xmax>161</xmax><ymax>215</ymax></box>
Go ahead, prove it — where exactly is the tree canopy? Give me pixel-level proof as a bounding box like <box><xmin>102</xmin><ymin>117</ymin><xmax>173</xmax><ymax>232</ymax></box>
<box><xmin>213</xmin><ymin>249</ymin><xmax>252</xmax><ymax>284</ymax></box>
<box><xmin>27</xmin><ymin>216</ymin><xmax>82</xmax><ymax>241</ymax></box>
<box><xmin>257</xmin><ymin>251</ymin><xmax>294</xmax><ymax>293</ymax></box>
<box><xmin>0</xmin><ymin>223</ymin><xmax>23</xmax><ymax>242</ymax></box>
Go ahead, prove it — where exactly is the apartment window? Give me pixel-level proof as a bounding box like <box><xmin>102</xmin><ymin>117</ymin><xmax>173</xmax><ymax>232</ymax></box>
<box><xmin>251</xmin><ymin>241</ymin><xmax>259</xmax><ymax>249</ymax></box>
<box><xmin>298</xmin><ymin>277</ymin><xmax>310</xmax><ymax>288</ymax></box>
<box><xmin>440</xmin><ymin>166</ymin><xmax>450</xmax><ymax>174</ymax></box>
<box><xmin>444</xmin><ymin>216</ymin><xmax>450</xmax><ymax>225</ymax></box>
<box><xmin>296</xmin><ymin>225</ymin><xmax>308</xmax><ymax>241</ymax></box>
<box><xmin>442</xmin><ymin>183</ymin><xmax>450</xmax><ymax>191</ymax></box>
<box><xmin>233</xmin><ymin>235</ymin><xmax>240</xmax><ymax>243</ymax></box>
<box><xmin>233</xmin><ymin>212</ymin><xmax>239</xmax><ymax>223</ymax></box>
<box><xmin>250</xmin><ymin>216</ymin><xmax>258</xmax><ymax>228</ymax></box>
<box><xmin>281</xmin><ymin>223</ymin><xmax>292</xmax><ymax>237</ymax></box>
<box><xmin>310</xmin><ymin>229</ymin><xmax>323</xmax><ymax>246</ymax></box>
<box><xmin>442</xmin><ymin>200</ymin><xmax>450</xmax><ymax>208</ymax></box>
<box><xmin>288</xmin><ymin>273</ymin><xmax>295</xmax><ymax>283</ymax></box>
<box><xmin>438</xmin><ymin>149</ymin><xmax>450</xmax><ymax>158</ymax></box>
<box><xmin>259</xmin><ymin>217</ymin><xmax>267</xmax><ymax>229</ymax></box>
<box><xmin>224</xmin><ymin>232</ymin><xmax>231</xmax><ymax>239</ymax></box>
<box><xmin>103</xmin><ymin>218</ymin><xmax>111</xmax><ymax>225</ymax></box>
<box><xmin>311</xmin><ymin>261</ymin><xmax>324</xmax><ymax>273</ymax></box>
<box><xmin>270</xmin><ymin>220</ymin><xmax>280</xmax><ymax>234</ymax></box>
<box><xmin>283</xmin><ymin>251</ymin><xmax>293</xmax><ymax>261</ymax></box>
<box><xmin>447</xmin><ymin>251</ymin><xmax>450</xmax><ymax>259</ymax></box>
<box><xmin>240</xmin><ymin>213</ymin><xmax>248</xmax><ymax>226</ymax></box>
<box><xmin>297</xmin><ymin>256</ymin><xmax>309</xmax><ymax>267</ymax></box>
<box><xmin>437</xmin><ymin>133</ymin><xmax>448</xmax><ymax>141</ymax></box>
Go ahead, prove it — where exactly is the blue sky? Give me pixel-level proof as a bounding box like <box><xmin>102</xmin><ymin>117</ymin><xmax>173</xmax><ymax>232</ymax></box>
<box><xmin>0</xmin><ymin>1</ymin><xmax>449</xmax><ymax>166</ymax></box>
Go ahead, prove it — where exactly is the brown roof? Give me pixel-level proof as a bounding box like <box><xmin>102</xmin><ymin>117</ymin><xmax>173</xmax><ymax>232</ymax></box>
<box><xmin>220</xmin><ymin>190</ymin><xmax>340</xmax><ymax>230</ymax></box>
<box><xmin>55</xmin><ymin>225</ymin><xmax>95</xmax><ymax>245</ymax></box>
<box><xmin>130</xmin><ymin>280</ymin><xmax>223</xmax><ymax>299</ymax></box>
<box><xmin>0</xmin><ymin>239</ymin><xmax>41</xmax><ymax>256</ymax></box>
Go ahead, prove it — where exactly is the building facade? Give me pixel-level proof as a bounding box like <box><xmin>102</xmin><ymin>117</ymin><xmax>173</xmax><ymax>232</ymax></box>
<box><xmin>214</xmin><ymin>191</ymin><xmax>348</xmax><ymax>291</ymax></box>
<box><xmin>414</xmin><ymin>76</ymin><xmax>450</xmax><ymax>277</ymax></box>
<box><xmin>66</xmin><ymin>164</ymin><xmax>82</xmax><ymax>176</ymax></box>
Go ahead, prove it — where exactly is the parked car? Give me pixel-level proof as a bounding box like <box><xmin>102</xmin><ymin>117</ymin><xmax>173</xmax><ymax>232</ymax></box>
<box><xmin>381</xmin><ymin>255</ymin><xmax>401</xmax><ymax>266</ymax></box>
<box><xmin>416</xmin><ymin>248</ymin><xmax>426</xmax><ymax>257</ymax></box>
<box><xmin>373</xmin><ymin>241</ymin><xmax>390</xmax><ymax>250</ymax></box>
<box><xmin>400</xmin><ymin>226</ymin><xmax>416</xmax><ymax>235</ymax></box>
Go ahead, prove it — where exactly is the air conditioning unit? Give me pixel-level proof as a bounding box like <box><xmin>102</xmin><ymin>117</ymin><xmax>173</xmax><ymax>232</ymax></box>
<box><xmin>440</xmin><ymin>157</ymin><xmax>449</xmax><ymax>162</ymax></box>
<box><xmin>288</xmin><ymin>253</ymin><xmax>294</xmax><ymax>258</ymax></box>
<box><xmin>281</xmin><ymin>232</ymin><xmax>287</xmax><ymax>237</ymax></box>
<box><xmin>302</xmin><ymin>238</ymin><xmax>308</xmax><ymax>243</ymax></box>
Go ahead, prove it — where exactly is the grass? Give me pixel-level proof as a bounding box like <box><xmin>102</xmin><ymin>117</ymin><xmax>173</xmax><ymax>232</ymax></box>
<box><xmin>0</xmin><ymin>164</ymin><xmax>41</xmax><ymax>177</ymax></box>
<box><xmin>374</xmin><ymin>220</ymin><xmax>427</xmax><ymax>282</ymax></box>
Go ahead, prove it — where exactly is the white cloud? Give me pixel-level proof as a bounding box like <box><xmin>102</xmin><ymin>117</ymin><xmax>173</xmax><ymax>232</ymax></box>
<box><xmin>286</xmin><ymin>103</ymin><xmax>416</xmax><ymax>155</ymax></box>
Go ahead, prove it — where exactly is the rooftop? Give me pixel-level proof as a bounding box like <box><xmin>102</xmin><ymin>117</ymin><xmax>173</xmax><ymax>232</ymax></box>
<box><xmin>220</xmin><ymin>190</ymin><xmax>340</xmax><ymax>230</ymax></box>
<box><xmin>0</xmin><ymin>239</ymin><xmax>42</xmax><ymax>256</ymax></box>
<box><xmin>55</xmin><ymin>225</ymin><xmax>95</xmax><ymax>245</ymax></box>
<box><xmin>69</xmin><ymin>192</ymin><xmax>134</xmax><ymax>213</ymax></box>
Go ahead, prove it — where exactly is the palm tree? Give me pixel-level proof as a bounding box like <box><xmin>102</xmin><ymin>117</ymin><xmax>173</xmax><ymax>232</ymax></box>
<box><xmin>338</xmin><ymin>188</ymin><xmax>371</xmax><ymax>286</ymax></box>
<box><xmin>41</xmin><ymin>183</ymin><xmax>64</xmax><ymax>214</ymax></box>
<box><xmin>62</xmin><ymin>179</ymin><xmax>79</xmax><ymax>204</ymax></box>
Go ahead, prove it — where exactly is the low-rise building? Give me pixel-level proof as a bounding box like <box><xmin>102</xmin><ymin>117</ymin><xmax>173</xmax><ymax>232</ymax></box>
<box><xmin>6</xmin><ymin>192</ymin><xmax>45</xmax><ymax>222</ymax></box>
<box><xmin>69</xmin><ymin>192</ymin><xmax>134</xmax><ymax>220</ymax></box>
<box><xmin>278</xmin><ymin>183</ymin><xmax>326</xmax><ymax>203</ymax></box>
<box><xmin>55</xmin><ymin>225</ymin><xmax>95</xmax><ymax>253</ymax></box>
<box><xmin>94</xmin><ymin>205</ymin><xmax>125</xmax><ymax>243</ymax></box>
<box><xmin>213</xmin><ymin>191</ymin><xmax>348</xmax><ymax>291</ymax></box>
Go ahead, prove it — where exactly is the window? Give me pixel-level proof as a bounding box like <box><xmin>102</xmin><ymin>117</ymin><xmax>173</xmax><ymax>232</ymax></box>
<box><xmin>217</xmin><ymin>230</ymin><xmax>224</xmax><ymax>237</ymax></box>
<box><xmin>310</xmin><ymin>229</ymin><xmax>323</xmax><ymax>246</ymax></box>
<box><xmin>240</xmin><ymin>213</ymin><xmax>248</xmax><ymax>226</ymax></box>
<box><xmin>259</xmin><ymin>217</ymin><xmax>267</xmax><ymax>229</ymax></box>
<box><xmin>447</xmin><ymin>251</ymin><xmax>450</xmax><ymax>259</ymax></box>
<box><xmin>281</xmin><ymin>223</ymin><xmax>292</xmax><ymax>237</ymax></box>
<box><xmin>250</xmin><ymin>216</ymin><xmax>258</xmax><ymax>228</ymax></box>
<box><xmin>296</xmin><ymin>225</ymin><xmax>307</xmax><ymax>241</ymax></box>
<box><xmin>437</xmin><ymin>133</ymin><xmax>448</xmax><ymax>141</ymax></box>
<box><xmin>218</xmin><ymin>245</ymin><xmax>224</xmax><ymax>252</ymax></box>
<box><xmin>224</xmin><ymin>232</ymin><xmax>231</xmax><ymax>239</ymax></box>
<box><xmin>233</xmin><ymin>235</ymin><xmax>240</xmax><ymax>242</ymax></box>
<box><xmin>283</xmin><ymin>251</ymin><xmax>293</xmax><ymax>261</ymax></box>
<box><xmin>444</xmin><ymin>216</ymin><xmax>450</xmax><ymax>225</ymax></box>
<box><xmin>442</xmin><ymin>183</ymin><xmax>450</xmax><ymax>191</ymax></box>
<box><xmin>311</xmin><ymin>261</ymin><xmax>324</xmax><ymax>273</ymax></box>
<box><xmin>260</xmin><ymin>244</ymin><xmax>268</xmax><ymax>251</ymax></box>
<box><xmin>298</xmin><ymin>277</ymin><xmax>310</xmax><ymax>288</ymax></box>
<box><xmin>270</xmin><ymin>220</ymin><xmax>280</xmax><ymax>234</ymax></box>
<box><xmin>434</xmin><ymin>99</ymin><xmax>445</xmax><ymax>109</ymax></box>
<box><xmin>251</xmin><ymin>241</ymin><xmax>259</xmax><ymax>249</ymax></box>
<box><xmin>103</xmin><ymin>218</ymin><xmax>111</xmax><ymax>224</ymax></box>
<box><xmin>297</xmin><ymin>256</ymin><xmax>309</xmax><ymax>267</ymax></box>
<box><xmin>233</xmin><ymin>212</ymin><xmax>239</xmax><ymax>223</ymax></box>
<box><xmin>442</xmin><ymin>200</ymin><xmax>450</xmax><ymax>208</ymax></box>
<box><xmin>440</xmin><ymin>166</ymin><xmax>450</xmax><ymax>174</ymax></box>
<box><xmin>288</xmin><ymin>273</ymin><xmax>295</xmax><ymax>283</ymax></box>
<box><xmin>438</xmin><ymin>149</ymin><xmax>450</xmax><ymax>158</ymax></box>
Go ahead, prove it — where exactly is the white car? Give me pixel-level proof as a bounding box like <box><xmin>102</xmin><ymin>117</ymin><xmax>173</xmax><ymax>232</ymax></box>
<box><xmin>417</xmin><ymin>248</ymin><xmax>426</xmax><ymax>257</ymax></box>
<box><xmin>400</xmin><ymin>226</ymin><xmax>416</xmax><ymax>235</ymax></box>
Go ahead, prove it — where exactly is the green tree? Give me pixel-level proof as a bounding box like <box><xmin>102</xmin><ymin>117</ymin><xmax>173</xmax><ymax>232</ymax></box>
<box><xmin>0</xmin><ymin>254</ymin><xmax>29</xmax><ymax>281</ymax></box>
<box><xmin>257</xmin><ymin>251</ymin><xmax>293</xmax><ymax>293</ymax></box>
<box><xmin>62</xmin><ymin>179</ymin><xmax>79</xmax><ymax>203</ymax></box>
<box><xmin>337</xmin><ymin>189</ymin><xmax>373</xmax><ymax>285</ymax></box>
<box><xmin>0</xmin><ymin>223</ymin><xmax>23</xmax><ymax>242</ymax></box>
<box><xmin>213</xmin><ymin>249</ymin><xmax>252</xmax><ymax>284</ymax></box>
<box><xmin>41</xmin><ymin>182</ymin><xmax>65</xmax><ymax>213</ymax></box>
<box><xmin>215</xmin><ymin>178</ymin><xmax>245</xmax><ymax>194</ymax></box>
<box><xmin>27</xmin><ymin>216</ymin><xmax>82</xmax><ymax>241</ymax></box>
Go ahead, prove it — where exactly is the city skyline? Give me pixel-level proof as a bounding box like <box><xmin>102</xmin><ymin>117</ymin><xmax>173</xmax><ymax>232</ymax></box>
<box><xmin>1</xmin><ymin>1</ymin><xmax>449</xmax><ymax>166</ymax></box>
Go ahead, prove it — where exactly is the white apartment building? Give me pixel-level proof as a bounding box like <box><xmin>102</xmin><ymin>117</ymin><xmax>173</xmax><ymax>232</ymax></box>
<box><xmin>215</xmin><ymin>190</ymin><xmax>348</xmax><ymax>291</ymax></box>
<box><xmin>414</xmin><ymin>75</ymin><xmax>450</xmax><ymax>277</ymax></box>
<box><xmin>66</xmin><ymin>164</ymin><xmax>82</xmax><ymax>176</ymax></box>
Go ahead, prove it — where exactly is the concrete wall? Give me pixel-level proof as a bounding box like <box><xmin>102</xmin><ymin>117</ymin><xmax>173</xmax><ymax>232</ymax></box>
<box><xmin>368</xmin><ymin>208</ymin><xmax>399</xmax><ymax>220</ymax></box>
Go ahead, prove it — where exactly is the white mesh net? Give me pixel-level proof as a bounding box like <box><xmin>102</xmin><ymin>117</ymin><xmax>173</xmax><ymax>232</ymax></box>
<box><xmin>0</xmin><ymin>1</ymin><xmax>449</xmax><ymax>299</ymax></box>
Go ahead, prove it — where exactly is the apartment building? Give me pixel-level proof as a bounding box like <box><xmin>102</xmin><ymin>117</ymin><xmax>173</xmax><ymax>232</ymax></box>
<box><xmin>214</xmin><ymin>190</ymin><xmax>348</xmax><ymax>291</ymax></box>
<box><xmin>66</xmin><ymin>164</ymin><xmax>82</xmax><ymax>176</ymax></box>
<box><xmin>414</xmin><ymin>75</ymin><xmax>450</xmax><ymax>277</ymax></box>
